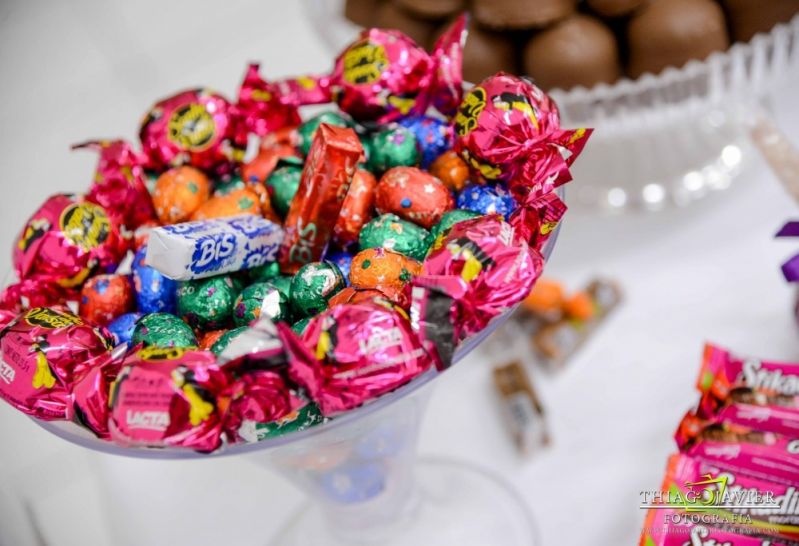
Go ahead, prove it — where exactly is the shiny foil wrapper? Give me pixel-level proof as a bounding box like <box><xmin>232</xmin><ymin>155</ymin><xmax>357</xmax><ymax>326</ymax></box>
<box><xmin>281</xmin><ymin>16</ymin><xmax>467</xmax><ymax>124</ymax></box>
<box><xmin>375</xmin><ymin>167</ymin><xmax>454</xmax><ymax>230</ymax></box>
<box><xmin>69</xmin><ymin>351</ymin><xmax>123</xmax><ymax>439</ymax></box>
<box><xmin>350</xmin><ymin>247</ymin><xmax>422</xmax><ymax>308</ymax></box>
<box><xmin>288</xmin><ymin>301</ymin><xmax>431</xmax><ymax>414</ymax></box>
<box><xmin>79</xmin><ymin>273</ymin><xmax>135</xmax><ymax>326</ymax></box>
<box><xmin>508</xmin><ymin>191</ymin><xmax>566</xmax><ymax>250</ymax></box>
<box><xmin>139</xmin><ymin>89</ymin><xmax>240</xmax><ymax>174</ymax></box>
<box><xmin>0</xmin><ymin>307</ymin><xmax>113</xmax><ymax>420</ymax></box>
<box><xmin>221</xmin><ymin>369</ymin><xmax>302</xmax><ymax>443</ymax></box>
<box><xmin>109</xmin><ymin>347</ymin><xmax>228</xmax><ymax>452</ymax></box>
<box><xmin>75</xmin><ymin>139</ymin><xmax>156</xmax><ymax>231</ymax></box>
<box><xmin>333</xmin><ymin>168</ymin><xmax>377</xmax><ymax>247</ymax></box>
<box><xmin>278</xmin><ymin>124</ymin><xmax>363</xmax><ymax>274</ymax></box>
<box><xmin>413</xmin><ymin>215</ymin><xmax>543</xmax><ymax>368</ymax></box>
<box><xmin>9</xmin><ymin>193</ymin><xmax>127</xmax><ymax>298</ymax></box>
<box><xmin>234</xmin><ymin>63</ymin><xmax>302</xmax><ymax>144</ymax></box>
<box><xmin>453</xmin><ymin>73</ymin><xmax>591</xmax><ymax>201</ymax></box>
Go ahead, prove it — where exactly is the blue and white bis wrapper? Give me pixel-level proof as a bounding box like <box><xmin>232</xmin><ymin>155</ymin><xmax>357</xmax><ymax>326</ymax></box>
<box><xmin>456</xmin><ymin>184</ymin><xmax>518</xmax><ymax>219</ymax></box>
<box><xmin>133</xmin><ymin>247</ymin><xmax>178</xmax><ymax>313</ymax></box>
<box><xmin>398</xmin><ymin>115</ymin><xmax>452</xmax><ymax>169</ymax></box>
<box><xmin>325</xmin><ymin>250</ymin><xmax>353</xmax><ymax>286</ymax></box>
<box><xmin>107</xmin><ymin>312</ymin><xmax>142</xmax><ymax>346</ymax></box>
<box><xmin>145</xmin><ymin>214</ymin><xmax>284</xmax><ymax>281</ymax></box>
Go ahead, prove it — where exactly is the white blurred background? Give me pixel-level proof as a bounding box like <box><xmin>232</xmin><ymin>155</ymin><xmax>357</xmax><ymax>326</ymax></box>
<box><xmin>1</xmin><ymin>1</ymin><xmax>799</xmax><ymax>545</ymax></box>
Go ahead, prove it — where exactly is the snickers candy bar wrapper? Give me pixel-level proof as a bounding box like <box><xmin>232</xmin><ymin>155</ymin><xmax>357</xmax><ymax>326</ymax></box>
<box><xmin>0</xmin><ymin>307</ymin><xmax>113</xmax><ymax>420</ymax></box>
<box><xmin>146</xmin><ymin>214</ymin><xmax>283</xmax><ymax>281</ymax></box>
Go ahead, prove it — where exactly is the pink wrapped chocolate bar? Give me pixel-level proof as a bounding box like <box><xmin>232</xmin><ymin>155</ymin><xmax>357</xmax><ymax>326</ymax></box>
<box><xmin>109</xmin><ymin>346</ymin><xmax>229</xmax><ymax>452</ymax></box>
<box><xmin>139</xmin><ymin>88</ymin><xmax>240</xmax><ymax>174</ymax></box>
<box><xmin>280</xmin><ymin>15</ymin><xmax>467</xmax><ymax>124</ymax></box>
<box><xmin>453</xmin><ymin>72</ymin><xmax>591</xmax><ymax>201</ymax></box>
<box><xmin>675</xmin><ymin>410</ymin><xmax>799</xmax><ymax>486</ymax></box>
<box><xmin>75</xmin><ymin>139</ymin><xmax>156</xmax><ymax>231</ymax></box>
<box><xmin>3</xmin><ymin>194</ymin><xmax>127</xmax><ymax>311</ymax></box>
<box><xmin>289</xmin><ymin>301</ymin><xmax>431</xmax><ymax>415</ymax></box>
<box><xmin>412</xmin><ymin>215</ymin><xmax>543</xmax><ymax>368</ymax></box>
<box><xmin>0</xmin><ymin>307</ymin><xmax>112</xmax><ymax>420</ymax></box>
<box><xmin>698</xmin><ymin>343</ymin><xmax>799</xmax><ymax>413</ymax></box>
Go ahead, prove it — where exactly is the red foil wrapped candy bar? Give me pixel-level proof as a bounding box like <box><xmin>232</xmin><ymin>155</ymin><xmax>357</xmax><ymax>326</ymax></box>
<box><xmin>453</xmin><ymin>73</ymin><xmax>591</xmax><ymax>201</ymax></box>
<box><xmin>4</xmin><ymin>194</ymin><xmax>127</xmax><ymax>310</ymax></box>
<box><xmin>109</xmin><ymin>346</ymin><xmax>228</xmax><ymax>452</ymax></box>
<box><xmin>0</xmin><ymin>307</ymin><xmax>113</xmax><ymax>420</ymax></box>
<box><xmin>289</xmin><ymin>301</ymin><xmax>431</xmax><ymax>414</ymax></box>
<box><xmin>412</xmin><ymin>215</ymin><xmax>543</xmax><ymax>368</ymax></box>
<box><xmin>282</xmin><ymin>16</ymin><xmax>467</xmax><ymax>124</ymax></box>
<box><xmin>278</xmin><ymin>124</ymin><xmax>363</xmax><ymax>274</ymax></box>
<box><xmin>75</xmin><ymin>139</ymin><xmax>156</xmax><ymax>231</ymax></box>
<box><xmin>139</xmin><ymin>88</ymin><xmax>240</xmax><ymax>174</ymax></box>
<box><xmin>333</xmin><ymin>168</ymin><xmax>378</xmax><ymax>247</ymax></box>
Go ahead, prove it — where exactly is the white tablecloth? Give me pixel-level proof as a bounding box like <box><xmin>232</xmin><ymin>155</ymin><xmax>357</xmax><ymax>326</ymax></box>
<box><xmin>1</xmin><ymin>1</ymin><xmax>798</xmax><ymax>544</ymax></box>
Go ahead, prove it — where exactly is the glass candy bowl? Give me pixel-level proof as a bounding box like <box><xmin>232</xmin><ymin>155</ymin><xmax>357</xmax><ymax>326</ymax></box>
<box><xmin>303</xmin><ymin>0</ymin><xmax>799</xmax><ymax>212</ymax></box>
<box><xmin>29</xmin><ymin>198</ymin><xmax>561</xmax><ymax>546</ymax></box>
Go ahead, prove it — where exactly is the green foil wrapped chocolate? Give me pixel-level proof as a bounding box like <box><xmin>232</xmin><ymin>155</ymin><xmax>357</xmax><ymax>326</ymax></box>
<box><xmin>239</xmin><ymin>399</ymin><xmax>324</xmax><ymax>441</ymax></box>
<box><xmin>233</xmin><ymin>282</ymin><xmax>290</xmax><ymax>327</ymax></box>
<box><xmin>249</xmin><ymin>261</ymin><xmax>281</xmax><ymax>282</ymax></box>
<box><xmin>291</xmin><ymin>316</ymin><xmax>312</xmax><ymax>336</ymax></box>
<box><xmin>265</xmin><ymin>162</ymin><xmax>302</xmax><ymax>216</ymax></box>
<box><xmin>210</xmin><ymin>326</ymin><xmax>248</xmax><ymax>356</ymax></box>
<box><xmin>214</xmin><ymin>174</ymin><xmax>245</xmax><ymax>196</ymax></box>
<box><xmin>298</xmin><ymin>112</ymin><xmax>353</xmax><ymax>156</ymax></box>
<box><xmin>177</xmin><ymin>275</ymin><xmax>238</xmax><ymax>330</ymax></box>
<box><xmin>289</xmin><ymin>261</ymin><xmax>346</xmax><ymax>318</ymax></box>
<box><xmin>359</xmin><ymin>213</ymin><xmax>430</xmax><ymax>261</ymax></box>
<box><xmin>366</xmin><ymin>126</ymin><xmax>419</xmax><ymax>173</ymax></box>
<box><xmin>131</xmin><ymin>312</ymin><xmax>197</xmax><ymax>348</ymax></box>
<box><xmin>425</xmin><ymin>209</ymin><xmax>482</xmax><ymax>252</ymax></box>
<box><xmin>265</xmin><ymin>275</ymin><xmax>292</xmax><ymax>299</ymax></box>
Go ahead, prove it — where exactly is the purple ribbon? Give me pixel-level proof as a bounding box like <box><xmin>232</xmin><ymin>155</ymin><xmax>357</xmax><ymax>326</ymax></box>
<box><xmin>776</xmin><ymin>221</ymin><xmax>799</xmax><ymax>281</ymax></box>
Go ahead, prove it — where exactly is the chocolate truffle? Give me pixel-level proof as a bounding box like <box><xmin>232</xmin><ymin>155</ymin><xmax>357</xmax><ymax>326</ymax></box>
<box><xmin>432</xmin><ymin>21</ymin><xmax>517</xmax><ymax>83</ymax></box>
<box><xmin>345</xmin><ymin>0</ymin><xmax>382</xmax><ymax>27</ymax></box>
<box><xmin>586</xmin><ymin>0</ymin><xmax>645</xmax><ymax>17</ymax></box>
<box><xmin>523</xmin><ymin>14</ymin><xmax>622</xmax><ymax>90</ymax></box>
<box><xmin>474</xmin><ymin>0</ymin><xmax>577</xmax><ymax>30</ymax></box>
<box><xmin>627</xmin><ymin>0</ymin><xmax>730</xmax><ymax>79</ymax></box>
<box><xmin>375</xmin><ymin>1</ymin><xmax>436</xmax><ymax>46</ymax></box>
<box><xmin>721</xmin><ymin>0</ymin><xmax>799</xmax><ymax>42</ymax></box>
<box><xmin>396</xmin><ymin>0</ymin><xmax>465</xmax><ymax>20</ymax></box>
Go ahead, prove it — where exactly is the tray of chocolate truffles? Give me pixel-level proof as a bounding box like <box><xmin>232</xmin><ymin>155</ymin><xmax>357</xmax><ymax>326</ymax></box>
<box><xmin>307</xmin><ymin>0</ymin><xmax>799</xmax><ymax>211</ymax></box>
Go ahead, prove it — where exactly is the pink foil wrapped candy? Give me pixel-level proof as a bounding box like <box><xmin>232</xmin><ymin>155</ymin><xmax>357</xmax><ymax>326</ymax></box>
<box><xmin>234</xmin><ymin>63</ymin><xmax>302</xmax><ymax>144</ymax></box>
<box><xmin>75</xmin><ymin>139</ymin><xmax>156</xmax><ymax>231</ymax></box>
<box><xmin>139</xmin><ymin>88</ymin><xmax>240</xmax><ymax>174</ymax></box>
<box><xmin>412</xmin><ymin>215</ymin><xmax>543</xmax><ymax>368</ymax></box>
<box><xmin>109</xmin><ymin>346</ymin><xmax>229</xmax><ymax>452</ymax></box>
<box><xmin>281</xmin><ymin>15</ymin><xmax>468</xmax><ymax>124</ymax></box>
<box><xmin>0</xmin><ymin>306</ymin><xmax>113</xmax><ymax>420</ymax></box>
<box><xmin>2</xmin><ymin>194</ymin><xmax>128</xmax><ymax>312</ymax></box>
<box><xmin>288</xmin><ymin>301</ymin><xmax>431</xmax><ymax>415</ymax></box>
<box><xmin>453</xmin><ymin>72</ymin><xmax>591</xmax><ymax>201</ymax></box>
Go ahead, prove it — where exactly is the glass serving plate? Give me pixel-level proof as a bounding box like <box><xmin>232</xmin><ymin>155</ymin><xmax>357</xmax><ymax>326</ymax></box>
<box><xmin>302</xmin><ymin>0</ymin><xmax>799</xmax><ymax>212</ymax></box>
<box><xmin>21</xmin><ymin>191</ymin><xmax>562</xmax><ymax>545</ymax></box>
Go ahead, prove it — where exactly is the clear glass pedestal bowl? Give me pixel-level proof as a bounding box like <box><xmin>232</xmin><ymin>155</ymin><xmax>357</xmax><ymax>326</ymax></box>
<box><xmin>302</xmin><ymin>0</ymin><xmax>799</xmax><ymax>212</ymax></box>
<box><xmin>27</xmin><ymin>194</ymin><xmax>562</xmax><ymax>545</ymax></box>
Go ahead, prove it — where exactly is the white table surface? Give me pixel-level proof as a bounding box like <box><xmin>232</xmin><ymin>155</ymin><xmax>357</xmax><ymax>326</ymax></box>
<box><xmin>1</xmin><ymin>1</ymin><xmax>799</xmax><ymax>545</ymax></box>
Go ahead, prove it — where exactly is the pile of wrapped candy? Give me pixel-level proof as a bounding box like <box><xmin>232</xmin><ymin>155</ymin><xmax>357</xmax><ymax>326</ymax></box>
<box><xmin>0</xmin><ymin>16</ymin><xmax>591</xmax><ymax>453</ymax></box>
<box><xmin>639</xmin><ymin>344</ymin><xmax>799</xmax><ymax>545</ymax></box>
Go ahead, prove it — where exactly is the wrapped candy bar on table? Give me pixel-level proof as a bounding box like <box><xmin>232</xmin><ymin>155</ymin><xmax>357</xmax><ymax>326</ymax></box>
<box><xmin>145</xmin><ymin>214</ymin><xmax>283</xmax><ymax>281</ymax></box>
<box><xmin>279</xmin><ymin>15</ymin><xmax>467</xmax><ymax>124</ymax></box>
<box><xmin>278</xmin><ymin>124</ymin><xmax>363</xmax><ymax>274</ymax></box>
<box><xmin>1</xmin><ymin>194</ymin><xmax>127</xmax><ymax>312</ymax></box>
<box><xmin>0</xmin><ymin>306</ymin><xmax>112</xmax><ymax>420</ymax></box>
